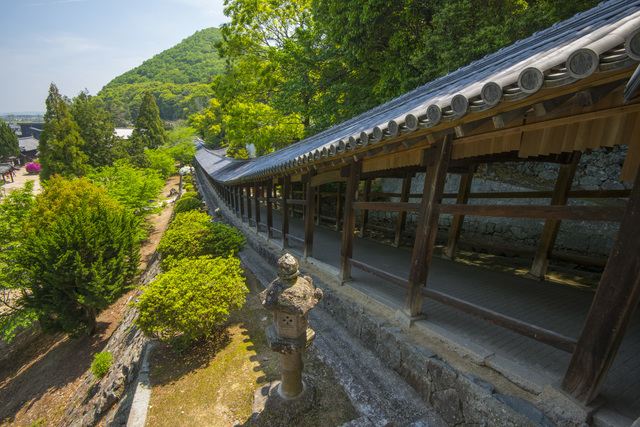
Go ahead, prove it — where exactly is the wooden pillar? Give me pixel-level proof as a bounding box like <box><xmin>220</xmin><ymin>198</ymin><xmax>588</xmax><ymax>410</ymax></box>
<box><xmin>394</xmin><ymin>174</ymin><xmax>413</xmax><ymax>247</ymax></box>
<box><xmin>339</xmin><ymin>163</ymin><xmax>361</xmax><ymax>281</ymax></box>
<box><xmin>562</xmin><ymin>163</ymin><xmax>640</xmax><ymax>404</ymax></box>
<box><xmin>316</xmin><ymin>185</ymin><xmax>321</xmax><ymax>225</ymax></box>
<box><xmin>530</xmin><ymin>152</ymin><xmax>580</xmax><ymax>278</ymax></box>
<box><xmin>360</xmin><ymin>178</ymin><xmax>372</xmax><ymax>237</ymax></box>
<box><xmin>266</xmin><ymin>180</ymin><xmax>273</xmax><ymax>239</ymax></box>
<box><xmin>304</xmin><ymin>172</ymin><xmax>316</xmax><ymax>260</ymax></box>
<box><xmin>404</xmin><ymin>136</ymin><xmax>453</xmax><ymax>317</ymax></box>
<box><xmin>444</xmin><ymin>165</ymin><xmax>475</xmax><ymax>260</ymax></box>
<box><xmin>281</xmin><ymin>176</ymin><xmax>291</xmax><ymax>249</ymax></box>
<box><xmin>335</xmin><ymin>182</ymin><xmax>343</xmax><ymax>231</ymax></box>
<box><xmin>246</xmin><ymin>185</ymin><xmax>252</xmax><ymax>225</ymax></box>
<box><xmin>254</xmin><ymin>182</ymin><xmax>261</xmax><ymax>233</ymax></box>
<box><xmin>238</xmin><ymin>186</ymin><xmax>244</xmax><ymax>220</ymax></box>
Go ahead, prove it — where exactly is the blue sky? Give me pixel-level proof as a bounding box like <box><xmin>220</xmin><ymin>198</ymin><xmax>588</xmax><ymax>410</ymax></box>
<box><xmin>0</xmin><ymin>0</ymin><xmax>228</xmax><ymax>114</ymax></box>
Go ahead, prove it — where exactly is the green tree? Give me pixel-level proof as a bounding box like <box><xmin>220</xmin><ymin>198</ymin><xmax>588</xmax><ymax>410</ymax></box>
<box><xmin>70</xmin><ymin>90</ymin><xmax>117</xmax><ymax>168</ymax></box>
<box><xmin>17</xmin><ymin>177</ymin><xmax>140</xmax><ymax>337</ymax></box>
<box><xmin>0</xmin><ymin>181</ymin><xmax>36</xmax><ymax>342</ymax></box>
<box><xmin>136</xmin><ymin>255</ymin><xmax>247</xmax><ymax>342</ymax></box>
<box><xmin>131</xmin><ymin>90</ymin><xmax>168</xmax><ymax>150</ymax></box>
<box><xmin>0</xmin><ymin>121</ymin><xmax>20</xmax><ymax>161</ymax></box>
<box><xmin>145</xmin><ymin>147</ymin><xmax>176</xmax><ymax>178</ymax></box>
<box><xmin>167</xmin><ymin>125</ymin><xmax>197</xmax><ymax>165</ymax></box>
<box><xmin>87</xmin><ymin>159</ymin><xmax>165</xmax><ymax>221</ymax></box>
<box><xmin>39</xmin><ymin>83</ymin><xmax>88</xmax><ymax>181</ymax></box>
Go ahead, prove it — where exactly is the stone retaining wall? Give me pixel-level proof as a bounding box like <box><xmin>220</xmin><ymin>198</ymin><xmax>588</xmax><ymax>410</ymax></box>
<box><xmin>58</xmin><ymin>258</ymin><xmax>160</xmax><ymax>426</ymax></box>
<box><xmin>365</xmin><ymin>146</ymin><xmax>629</xmax><ymax>257</ymax></box>
<box><xmin>320</xmin><ymin>289</ymin><xmax>583</xmax><ymax>426</ymax></box>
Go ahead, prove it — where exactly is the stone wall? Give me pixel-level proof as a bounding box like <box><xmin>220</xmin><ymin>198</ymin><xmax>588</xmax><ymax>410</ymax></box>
<box><xmin>58</xmin><ymin>258</ymin><xmax>161</xmax><ymax>426</ymax></box>
<box><xmin>369</xmin><ymin>146</ymin><xmax>629</xmax><ymax>257</ymax></box>
<box><xmin>320</xmin><ymin>289</ymin><xmax>585</xmax><ymax>426</ymax></box>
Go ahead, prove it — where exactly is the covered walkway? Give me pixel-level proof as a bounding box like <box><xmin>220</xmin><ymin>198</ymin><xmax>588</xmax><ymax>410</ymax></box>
<box><xmin>197</xmin><ymin>166</ymin><xmax>640</xmax><ymax>422</ymax></box>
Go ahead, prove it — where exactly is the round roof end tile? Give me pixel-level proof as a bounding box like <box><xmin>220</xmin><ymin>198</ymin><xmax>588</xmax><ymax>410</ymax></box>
<box><xmin>518</xmin><ymin>67</ymin><xmax>545</xmax><ymax>93</ymax></box>
<box><xmin>481</xmin><ymin>82</ymin><xmax>503</xmax><ymax>106</ymax></box>
<box><xmin>451</xmin><ymin>94</ymin><xmax>469</xmax><ymax>116</ymax></box>
<box><xmin>427</xmin><ymin>104</ymin><xmax>442</xmax><ymax>125</ymax></box>
<box><xmin>626</xmin><ymin>27</ymin><xmax>640</xmax><ymax>61</ymax></box>
<box><xmin>567</xmin><ymin>48</ymin><xmax>599</xmax><ymax>78</ymax></box>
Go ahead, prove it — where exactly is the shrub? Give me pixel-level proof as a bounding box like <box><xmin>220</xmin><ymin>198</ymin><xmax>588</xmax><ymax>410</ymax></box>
<box><xmin>18</xmin><ymin>177</ymin><xmax>140</xmax><ymax>337</ymax></box>
<box><xmin>174</xmin><ymin>196</ymin><xmax>201</xmax><ymax>214</ymax></box>
<box><xmin>91</xmin><ymin>351</ymin><xmax>113</xmax><ymax>378</ymax></box>
<box><xmin>136</xmin><ymin>256</ymin><xmax>247</xmax><ymax>342</ymax></box>
<box><xmin>158</xmin><ymin>211</ymin><xmax>245</xmax><ymax>270</ymax></box>
<box><xmin>25</xmin><ymin>163</ymin><xmax>41</xmax><ymax>174</ymax></box>
<box><xmin>181</xmin><ymin>191</ymin><xmax>199</xmax><ymax>199</ymax></box>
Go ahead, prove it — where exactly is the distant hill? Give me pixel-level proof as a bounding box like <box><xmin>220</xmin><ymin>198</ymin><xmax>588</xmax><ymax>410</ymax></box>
<box><xmin>97</xmin><ymin>27</ymin><xmax>224</xmax><ymax>124</ymax></box>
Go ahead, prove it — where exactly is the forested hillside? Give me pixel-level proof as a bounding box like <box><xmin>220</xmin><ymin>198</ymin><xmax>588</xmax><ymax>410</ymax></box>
<box><xmin>97</xmin><ymin>27</ymin><xmax>224</xmax><ymax>124</ymax></box>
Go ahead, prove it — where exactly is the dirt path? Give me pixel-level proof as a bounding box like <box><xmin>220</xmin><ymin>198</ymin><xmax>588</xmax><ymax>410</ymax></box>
<box><xmin>0</xmin><ymin>175</ymin><xmax>179</xmax><ymax>427</ymax></box>
<box><xmin>0</xmin><ymin>165</ymin><xmax>42</xmax><ymax>197</ymax></box>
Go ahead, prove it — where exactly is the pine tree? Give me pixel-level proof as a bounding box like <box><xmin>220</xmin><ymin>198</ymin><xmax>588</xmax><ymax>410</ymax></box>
<box><xmin>38</xmin><ymin>83</ymin><xmax>88</xmax><ymax>181</ymax></box>
<box><xmin>131</xmin><ymin>90</ymin><xmax>167</xmax><ymax>150</ymax></box>
<box><xmin>70</xmin><ymin>90</ymin><xmax>116</xmax><ymax>168</ymax></box>
<box><xmin>0</xmin><ymin>121</ymin><xmax>20</xmax><ymax>161</ymax></box>
<box><xmin>18</xmin><ymin>177</ymin><xmax>141</xmax><ymax>337</ymax></box>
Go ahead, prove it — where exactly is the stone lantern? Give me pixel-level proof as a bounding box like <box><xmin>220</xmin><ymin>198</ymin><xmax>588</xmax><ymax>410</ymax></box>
<box><xmin>260</xmin><ymin>253</ymin><xmax>323</xmax><ymax>400</ymax></box>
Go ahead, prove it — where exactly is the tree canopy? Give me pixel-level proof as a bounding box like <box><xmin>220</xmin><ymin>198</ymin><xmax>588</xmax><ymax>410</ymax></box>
<box><xmin>187</xmin><ymin>0</ymin><xmax>601</xmax><ymax>158</ymax></box>
<box><xmin>18</xmin><ymin>177</ymin><xmax>140</xmax><ymax>337</ymax></box>
<box><xmin>38</xmin><ymin>83</ymin><xmax>88</xmax><ymax>181</ymax></box>
<box><xmin>131</xmin><ymin>90</ymin><xmax>168</xmax><ymax>150</ymax></box>
<box><xmin>0</xmin><ymin>121</ymin><xmax>20</xmax><ymax>160</ymax></box>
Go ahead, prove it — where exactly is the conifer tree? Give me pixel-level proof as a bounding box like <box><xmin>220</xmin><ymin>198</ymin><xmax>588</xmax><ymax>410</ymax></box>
<box><xmin>131</xmin><ymin>90</ymin><xmax>167</xmax><ymax>150</ymax></box>
<box><xmin>70</xmin><ymin>90</ymin><xmax>116</xmax><ymax>168</ymax></box>
<box><xmin>38</xmin><ymin>83</ymin><xmax>88</xmax><ymax>181</ymax></box>
<box><xmin>0</xmin><ymin>121</ymin><xmax>20</xmax><ymax>161</ymax></box>
<box><xmin>18</xmin><ymin>177</ymin><xmax>140</xmax><ymax>337</ymax></box>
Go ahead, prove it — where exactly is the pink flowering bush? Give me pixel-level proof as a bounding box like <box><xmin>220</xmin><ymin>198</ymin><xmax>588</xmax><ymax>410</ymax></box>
<box><xmin>26</xmin><ymin>163</ymin><xmax>41</xmax><ymax>174</ymax></box>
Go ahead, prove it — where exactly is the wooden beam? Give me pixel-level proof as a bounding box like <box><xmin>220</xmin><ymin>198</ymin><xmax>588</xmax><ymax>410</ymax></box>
<box><xmin>304</xmin><ymin>171</ymin><xmax>316</xmax><ymax>260</ymax></box>
<box><xmin>394</xmin><ymin>174</ymin><xmax>413</xmax><ymax>247</ymax></box>
<box><xmin>352</xmin><ymin>201</ymin><xmax>421</xmax><ymax>212</ymax></box>
<box><xmin>311</xmin><ymin>169</ymin><xmax>345</xmax><ymax>187</ymax></box>
<box><xmin>530</xmin><ymin>152</ymin><xmax>580</xmax><ymax>278</ymax></box>
<box><xmin>404</xmin><ymin>136</ymin><xmax>453</xmax><ymax>317</ymax></box>
<box><xmin>445</xmin><ymin>165</ymin><xmax>475</xmax><ymax>260</ymax></box>
<box><xmin>562</xmin><ymin>163</ymin><xmax>640</xmax><ymax>404</ymax></box>
<box><xmin>360</xmin><ymin>178</ymin><xmax>372</xmax><ymax>237</ymax></box>
<box><xmin>339</xmin><ymin>162</ymin><xmax>361</xmax><ymax>281</ymax></box>
<box><xmin>421</xmin><ymin>287</ymin><xmax>576</xmax><ymax>353</ymax></box>
<box><xmin>266</xmin><ymin>180</ymin><xmax>273</xmax><ymax>239</ymax></box>
<box><xmin>438</xmin><ymin>204</ymin><xmax>624</xmax><ymax>222</ymax></box>
<box><xmin>336</xmin><ymin>181</ymin><xmax>344</xmax><ymax>231</ymax></box>
<box><xmin>281</xmin><ymin>176</ymin><xmax>291</xmax><ymax>249</ymax></box>
<box><xmin>237</xmin><ymin>186</ymin><xmax>243</xmax><ymax>219</ymax></box>
<box><xmin>492</xmin><ymin>106</ymin><xmax>529</xmax><ymax>128</ymax></box>
<box><xmin>246</xmin><ymin>185</ymin><xmax>252</xmax><ymax>225</ymax></box>
<box><xmin>254</xmin><ymin>182</ymin><xmax>261</xmax><ymax>233</ymax></box>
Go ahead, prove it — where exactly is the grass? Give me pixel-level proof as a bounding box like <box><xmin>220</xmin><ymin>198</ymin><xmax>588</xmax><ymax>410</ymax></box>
<box><xmin>145</xmin><ymin>266</ymin><xmax>358</xmax><ymax>426</ymax></box>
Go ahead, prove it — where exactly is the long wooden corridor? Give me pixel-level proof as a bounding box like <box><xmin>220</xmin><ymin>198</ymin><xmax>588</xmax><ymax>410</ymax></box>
<box><xmin>197</xmin><ymin>166</ymin><xmax>640</xmax><ymax>422</ymax></box>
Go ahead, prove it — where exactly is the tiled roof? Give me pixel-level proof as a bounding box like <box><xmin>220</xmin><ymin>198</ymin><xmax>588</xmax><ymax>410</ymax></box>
<box><xmin>18</xmin><ymin>136</ymin><xmax>39</xmax><ymax>152</ymax></box>
<box><xmin>197</xmin><ymin>0</ymin><xmax>640</xmax><ymax>183</ymax></box>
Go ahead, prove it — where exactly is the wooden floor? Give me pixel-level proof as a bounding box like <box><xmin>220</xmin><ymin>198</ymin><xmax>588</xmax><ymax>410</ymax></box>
<box><xmin>273</xmin><ymin>212</ymin><xmax>640</xmax><ymax>421</ymax></box>
<box><xmin>198</xmin><ymin>179</ymin><xmax>639</xmax><ymax>421</ymax></box>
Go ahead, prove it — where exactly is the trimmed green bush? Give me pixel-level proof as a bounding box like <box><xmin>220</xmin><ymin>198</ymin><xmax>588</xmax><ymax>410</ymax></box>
<box><xmin>174</xmin><ymin>196</ymin><xmax>201</xmax><ymax>214</ymax></box>
<box><xmin>181</xmin><ymin>191</ymin><xmax>199</xmax><ymax>199</ymax></box>
<box><xmin>158</xmin><ymin>211</ymin><xmax>245</xmax><ymax>271</ymax></box>
<box><xmin>136</xmin><ymin>256</ymin><xmax>247</xmax><ymax>342</ymax></box>
<box><xmin>91</xmin><ymin>351</ymin><xmax>113</xmax><ymax>378</ymax></box>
